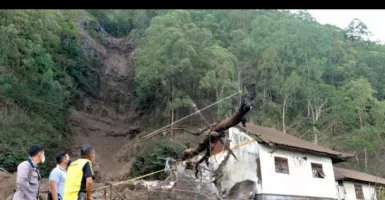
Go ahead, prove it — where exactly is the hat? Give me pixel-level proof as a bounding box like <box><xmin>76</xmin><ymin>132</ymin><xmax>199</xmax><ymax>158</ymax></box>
<box><xmin>56</xmin><ymin>151</ymin><xmax>67</xmax><ymax>164</ymax></box>
<box><xmin>28</xmin><ymin>145</ymin><xmax>44</xmax><ymax>157</ymax></box>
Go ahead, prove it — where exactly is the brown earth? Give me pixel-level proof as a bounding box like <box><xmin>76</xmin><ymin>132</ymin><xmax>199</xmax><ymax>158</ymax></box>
<box><xmin>1</xmin><ymin>171</ymin><xmax>16</xmax><ymax>199</ymax></box>
<box><xmin>0</xmin><ymin>17</ymin><xmax>206</xmax><ymax>200</ymax></box>
<box><xmin>68</xmin><ymin>22</ymin><xmax>141</xmax><ymax>183</ymax></box>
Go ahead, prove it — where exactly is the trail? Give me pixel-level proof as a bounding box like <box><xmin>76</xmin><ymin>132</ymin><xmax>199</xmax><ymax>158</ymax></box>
<box><xmin>69</xmin><ymin>23</ymin><xmax>139</xmax><ymax>182</ymax></box>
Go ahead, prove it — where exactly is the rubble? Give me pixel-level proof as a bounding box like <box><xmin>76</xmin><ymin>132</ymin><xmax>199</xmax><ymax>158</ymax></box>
<box><xmin>226</xmin><ymin>180</ymin><xmax>256</xmax><ymax>200</ymax></box>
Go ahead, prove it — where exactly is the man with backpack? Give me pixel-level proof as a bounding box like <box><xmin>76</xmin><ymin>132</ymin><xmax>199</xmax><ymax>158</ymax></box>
<box><xmin>13</xmin><ymin>145</ymin><xmax>45</xmax><ymax>200</ymax></box>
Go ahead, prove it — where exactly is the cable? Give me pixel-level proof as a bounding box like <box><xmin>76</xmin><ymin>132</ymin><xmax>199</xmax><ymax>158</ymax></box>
<box><xmin>141</xmin><ymin>90</ymin><xmax>243</xmax><ymax>140</ymax></box>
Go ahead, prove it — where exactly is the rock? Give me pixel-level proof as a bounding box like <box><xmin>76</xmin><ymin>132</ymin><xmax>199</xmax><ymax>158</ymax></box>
<box><xmin>0</xmin><ymin>171</ymin><xmax>16</xmax><ymax>199</ymax></box>
<box><xmin>105</xmin><ymin>126</ymin><xmax>141</xmax><ymax>138</ymax></box>
<box><xmin>227</xmin><ymin>179</ymin><xmax>256</xmax><ymax>200</ymax></box>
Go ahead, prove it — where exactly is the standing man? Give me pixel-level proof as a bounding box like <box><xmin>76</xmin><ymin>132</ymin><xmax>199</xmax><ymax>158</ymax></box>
<box><xmin>13</xmin><ymin>145</ymin><xmax>45</xmax><ymax>200</ymax></box>
<box><xmin>48</xmin><ymin>152</ymin><xmax>70</xmax><ymax>200</ymax></box>
<box><xmin>64</xmin><ymin>144</ymin><xmax>96</xmax><ymax>200</ymax></box>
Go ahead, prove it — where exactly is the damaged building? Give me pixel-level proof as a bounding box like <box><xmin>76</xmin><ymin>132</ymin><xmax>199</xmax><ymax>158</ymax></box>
<box><xmin>189</xmin><ymin>122</ymin><xmax>356</xmax><ymax>200</ymax></box>
<box><xmin>84</xmin><ymin>122</ymin><xmax>384</xmax><ymax>200</ymax></box>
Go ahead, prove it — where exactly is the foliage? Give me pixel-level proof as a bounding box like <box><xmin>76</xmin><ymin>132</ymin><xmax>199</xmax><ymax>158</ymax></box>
<box><xmin>2</xmin><ymin>9</ymin><xmax>385</xmax><ymax>177</ymax></box>
<box><xmin>126</xmin><ymin>9</ymin><xmax>385</xmax><ymax>175</ymax></box>
<box><xmin>132</xmin><ymin>141</ymin><xmax>183</xmax><ymax>180</ymax></box>
<box><xmin>377</xmin><ymin>187</ymin><xmax>385</xmax><ymax>200</ymax></box>
<box><xmin>0</xmin><ymin>10</ymin><xmax>89</xmax><ymax>176</ymax></box>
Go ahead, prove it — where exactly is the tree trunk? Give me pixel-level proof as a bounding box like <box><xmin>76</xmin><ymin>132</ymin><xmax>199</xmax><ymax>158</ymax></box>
<box><xmin>237</xmin><ymin>64</ymin><xmax>242</xmax><ymax>107</ymax></box>
<box><xmin>181</xmin><ymin>102</ymin><xmax>252</xmax><ymax>161</ymax></box>
<box><xmin>216</xmin><ymin>89</ymin><xmax>219</xmax><ymax>120</ymax></box>
<box><xmin>308</xmin><ymin>99</ymin><xmax>327</xmax><ymax>145</ymax></box>
<box><xmin>358</xmin><ymin>107</ymin><xmax>363</xmax><ymax>129</ymax></box>
<box><xmin>262</xmin><ymin>68</ymin><xmax>267</xmax><ymax>126</ymax></box>
<box><xmin>171</xmin><ymin>78</ymin><xmax>174</xmax><ymax>136</ymax></box>
<box><xmin>282</xmin><ymin>97</ymin><xmax>287</xmax><ymax>133</ymax></box>
<box><xmin>355</xmin><ymin>154</ymin><xmax>360</xmax><ymax>171</ymax></box>
<box><xmin>364</xmin><ymin>147</ymin><xmax>368</xmax><ymax>172</ymax></box>
<box><xmin>313</xmin><ymin>128</ymin><xmax>318</xmax><ymax>145</ymax></box>
<box><xmin>305</xmin><ymin>49</ymin><xmax>309</xmax><ymax>81</ymax></box>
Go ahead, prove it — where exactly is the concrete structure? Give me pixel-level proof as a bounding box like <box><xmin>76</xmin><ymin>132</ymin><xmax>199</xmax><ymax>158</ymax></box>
<box><xmin>208</xmin><ymin>123</ymin><xmax>354</xmax><ymax>200</ymax></box>
<box><xmin>334</xmin><ymin>167</ymin><xmax>385</xmax><ymax>200</ymax></box>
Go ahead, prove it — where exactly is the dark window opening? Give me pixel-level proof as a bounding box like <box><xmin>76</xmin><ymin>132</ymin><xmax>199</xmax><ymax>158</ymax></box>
<box><xmin>274</xmin><ymin>157</ymin><xmax>289</xmax><ymax>174</ymax></box>
<box><xmin>354</xmin><ymin>184</ymin><xmax>364</xmax><ymax>199</ymax></box>
<box><xmin>256</xmin><ymin>158</ymin><xmax>262</xmax><ymax>184</ymax></box>
<box><xmin>311</xmin><ymin>163</ymin><xmax>325</xmax><ymax>178</ymax></box>
<box><xmin>338</xmin><ymin>180</ymin><xmax>344</xmax><ymax>186</ymax></box>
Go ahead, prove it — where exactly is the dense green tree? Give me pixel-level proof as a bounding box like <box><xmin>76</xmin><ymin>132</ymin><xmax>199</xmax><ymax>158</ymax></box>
<box><xmin>2</xmin><ymin>9</ymin><xmax>385</xmax><ymax>177</ymax></box>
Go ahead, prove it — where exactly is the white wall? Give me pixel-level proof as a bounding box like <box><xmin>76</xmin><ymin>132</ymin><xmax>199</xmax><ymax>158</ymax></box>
<box><xmin>210</xmin><ymin>127</ymin><xmax>338</xmax><ymax>199</ymax></box>
<box><xmin>336</xmin><ymin>182</ymin><xmax>346</xmax><ymax>200</ymax></box>
<box><xmin>258</xmin><ymin>143</ymin><xmax>338</xmax><ymax>199</ymax></box>
<box><xmin>337</xmin><ymin>181</ymin><xmax>377</xmax><ymax>200</ymax></box>
<box><xmin>209</xmin><ymin>127</ymin><xmax>261</xmax><ymax>194</ymax></box>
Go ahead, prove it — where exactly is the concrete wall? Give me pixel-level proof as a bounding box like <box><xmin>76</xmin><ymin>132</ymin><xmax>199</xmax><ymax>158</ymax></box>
<box><xmin>337</xmin><ymin>181</ymin><xmax>377</xmax><ymax>200</ymax></box>
<box><xmin>210</xmin><ymin>127</ymin><xmax>338</xmax><ymax>199</ymax></box>
<box><xmin>255</xmin><ymin>194</ymin><xmax>335</xmax><ymax>200</ymax></box>
<box><xmin>336</xmin><ymin>182</ymin><xmax>346</xmax><ymax>200</ymax></box>
<box><xmin>174</xmin><ymin>160</ymin><xmax>218</xmax><ymax>198</ymax></box>
<box><xmin>209</xmin><ymin>127</ymin><xmax>261</xmax><ymax>195</ymax></box>
<box><xmin>258</xmin><ymin>144</ymin><xmax>338</xmax><ymax>199</ymax></box>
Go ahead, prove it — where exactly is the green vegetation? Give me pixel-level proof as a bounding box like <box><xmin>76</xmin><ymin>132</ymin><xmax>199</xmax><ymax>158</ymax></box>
<box><xmin>1</xmin><ymin>9</ymin><xmax>385</xmax><ymax>177</ymax></box>
<box><xmin>130</xmin><ymin>10</ymin><xmax>385</xmax><ymax>174</ymax></box>
<box><xmin>0</xmin><ymin>10</ymin><xmax>93</xmax><ymax>176</ymax></box>
<box><xmin>132</xmin><ymin>141</ymin><xmax>183</xmax><ymax>180</ymax></box>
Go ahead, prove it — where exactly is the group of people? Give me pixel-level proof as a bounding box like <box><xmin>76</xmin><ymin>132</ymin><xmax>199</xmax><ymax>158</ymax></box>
<box><xmin>12</xmin><ymin>144</ymin><xmax>97</xmax><ymax>200</ymax></box>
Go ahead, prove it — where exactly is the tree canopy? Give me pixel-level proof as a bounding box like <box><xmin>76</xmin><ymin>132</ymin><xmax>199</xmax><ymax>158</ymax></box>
<box><xmin>1</xmin><ymin>9</ymin><xmax>385</xmax><ymax>176</ymax></box>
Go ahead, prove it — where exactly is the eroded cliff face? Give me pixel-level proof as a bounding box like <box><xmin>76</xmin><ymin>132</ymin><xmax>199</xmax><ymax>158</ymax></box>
<box><xmin>68</xmin><ymin>19</ymin><xmax>141</xmax><ymax>182</ymax></box>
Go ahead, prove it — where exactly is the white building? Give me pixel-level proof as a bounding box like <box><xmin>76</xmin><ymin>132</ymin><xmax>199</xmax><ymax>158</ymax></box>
<box><xmin>334</xmin><ymin>167</ymin><xmax>385</xmax><ymax>200</ymax></box>
<box><xmin>208</xmin><ymin>123</ymin><xmax>354</xmax><ymax>200</ymax></box>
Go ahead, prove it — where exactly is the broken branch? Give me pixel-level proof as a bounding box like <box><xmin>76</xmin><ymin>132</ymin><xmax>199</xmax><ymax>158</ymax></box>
<box><xmin>182</xmin><ymin>102</ymin><xmax>251</xmax><ymax>161</ymax></box>
<box><xmin>169</xmin><ymin>127</ymin><xmax>208</xmax><ymax>136</ymax></box>
<box><xmin>192</xmin><ymin>103</ymin><xmax>215</xmax><ymax>131</ymax></box>
<box><xmin>182</xmin><ymin>102</ymin><xmax>252</xmax><ymax>178</ymax></box>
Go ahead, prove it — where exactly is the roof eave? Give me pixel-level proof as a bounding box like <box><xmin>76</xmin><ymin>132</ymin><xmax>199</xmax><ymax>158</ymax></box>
<box><xmin>338</xmin><ymin>178</ymin><xmax>385</xmax><ymax>187</ymax></box>
<box><xmin>260</xmin><ymin>142</ymin><xmax>354</xmax><ymax>162</ymax></box>
<box><xmin>235</xmin><ymin>125</ymin><xmax>355</xmax><ymax>161</ymax></box>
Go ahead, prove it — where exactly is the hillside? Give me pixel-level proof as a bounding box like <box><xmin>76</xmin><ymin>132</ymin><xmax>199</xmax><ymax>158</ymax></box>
<box><xmin>0</xmin><ymin>9</ymin><xmax>385</xmax><ymax>188</ymax></box>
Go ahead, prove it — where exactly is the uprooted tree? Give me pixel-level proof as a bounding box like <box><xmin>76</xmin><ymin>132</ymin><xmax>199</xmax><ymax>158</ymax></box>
<box><xmin>181</xmin><ymin>101</ymin><xmax>253</xmax><ymax>177</ymax></box>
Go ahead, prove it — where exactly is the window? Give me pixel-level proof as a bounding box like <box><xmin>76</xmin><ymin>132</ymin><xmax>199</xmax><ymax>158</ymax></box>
<box><xmin>311</xmin><ymin>163</ymin><xmax>325</xmax><ymax>178</ymax></box>
<box><xmin>354</xmin><ymin>184</ymin><xmax>364</xmax><ymax>199</ymax></box>
<box><xmin>274</xmin><ymin>157</ymin><xmax>289</xmax><ymax>174</ymax></box>
<box><xmin>338</xmin><ymin>180</ymin><xmax>344</xmax><ymax>186</ymax></box>
<box><xmin>256</xmin><ymin>158</ymin><xmax>262</xmax><ymax>183</ymax></box>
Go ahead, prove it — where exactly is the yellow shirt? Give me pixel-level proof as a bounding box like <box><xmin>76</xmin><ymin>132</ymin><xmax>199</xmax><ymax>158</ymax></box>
<box><xmin>63</xmin><ymin>158</ymin><xmax>94</xmax><ymax>200</ymax></box>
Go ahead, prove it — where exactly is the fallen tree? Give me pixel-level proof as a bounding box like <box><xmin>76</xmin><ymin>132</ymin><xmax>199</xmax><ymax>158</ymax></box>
<box><xmin>181</xmin><ymin>101</ymin><xmax>253</xmax><ymax>177</ymax></box>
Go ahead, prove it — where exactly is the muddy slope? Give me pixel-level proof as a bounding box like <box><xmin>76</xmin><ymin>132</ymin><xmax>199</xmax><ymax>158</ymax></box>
<box><xmin>69</xmin><ymin>22</ymin><xmax>140</xmax><ymax>182</ymax></box>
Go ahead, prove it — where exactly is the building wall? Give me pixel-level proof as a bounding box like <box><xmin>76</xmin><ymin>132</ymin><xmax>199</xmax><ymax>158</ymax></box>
<box><xmin>336</xmin><ymin>182</ymin><xmax>346</xmax><ymax>200</ymax></box>
<box><xmin>337</xmin><ymin>181</ymin><xmax>377</xmax><ymax>200</ymax></box>
<box><xmin>258</xmin><ymin>144</ymin><xmax>338</xmax><ymax>199</ymax></box>
<box><xmin>209</xmin><ymin>127</ymin><xmax>261</xmax><ymax>195</ymax></box>
<box><xmin>210</xmin><ymin>127</ymin><xmax>338</xmax><ymax>199</ymax></box>
<box><xmin>174</xmin><ymin>159</ymin><xmax>219</xmax><ymax>198</ymax></box>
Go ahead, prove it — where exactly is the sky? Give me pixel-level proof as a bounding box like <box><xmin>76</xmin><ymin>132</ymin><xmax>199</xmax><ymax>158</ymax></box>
<box><xmin>297</xmin><ymin>10</ymin><xmax>385</xmax><ymax>44</ymax></box>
